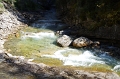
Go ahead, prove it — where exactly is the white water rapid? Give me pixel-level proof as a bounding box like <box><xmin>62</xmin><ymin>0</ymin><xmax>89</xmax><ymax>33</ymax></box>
<box><xmin>42</xmin><ymin>48</ymin><xmax>120</xmax><ymax>69</ymax></box>
<box><xmin>21</xmin><ymin>31</ymin><xmax>56</xmax><ymax>40</ymax></box>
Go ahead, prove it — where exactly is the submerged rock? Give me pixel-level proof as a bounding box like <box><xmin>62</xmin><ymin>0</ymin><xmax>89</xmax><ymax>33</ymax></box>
<box><xmin>73</xmin><ymin>37</ymin><xmax>93</xmax><ymax>47</ymax></box>
<box><xmin>57</xmin><ymin>35</ymin><xmax>73</xmax><ymax>47</ymax></box>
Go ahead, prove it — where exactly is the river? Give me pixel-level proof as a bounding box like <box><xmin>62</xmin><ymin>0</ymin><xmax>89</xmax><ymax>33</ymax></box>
<box><xmin>3</xmin><ymin>8</ymin><xmax>120</xmax><ymax>78</ymax></box>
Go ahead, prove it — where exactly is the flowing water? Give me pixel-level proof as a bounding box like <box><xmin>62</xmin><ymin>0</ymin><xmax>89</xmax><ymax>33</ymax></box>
<box><xmin>3</xmin><ymin>8</ymin><xmax>120</xmax><ymax>77</ymax></box>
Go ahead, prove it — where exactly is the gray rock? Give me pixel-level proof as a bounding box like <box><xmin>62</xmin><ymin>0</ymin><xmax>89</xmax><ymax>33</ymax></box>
<box><xmin>0</xmin><ymin>7</ymin><xmax>25</xmax><ymax>39</ymax></box>
<box><xmin>57</xmin><ymin>35</ymin><xmax>73</xmax><ymax>47</ymax></box>
<box><xmin>73</xmin><ymin>37</ymin><xmax>93</xmax><ymax>47</ymax></box>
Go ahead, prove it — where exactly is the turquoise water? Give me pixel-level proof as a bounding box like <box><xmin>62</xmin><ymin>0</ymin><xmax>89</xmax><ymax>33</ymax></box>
<box><xmin>4</xmin><ymin>26</ymin><xmax>120</xmax><ymax>74</ymax></box>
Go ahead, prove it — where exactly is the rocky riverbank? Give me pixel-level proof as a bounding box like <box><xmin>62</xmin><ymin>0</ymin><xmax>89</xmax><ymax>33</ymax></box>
<box><xmin>0</xmin><ymin>5</ymin><xmax>25</xmax><ymax>51</ymax></box>
<box><xmin>0</xmin><ymin>2</ymin><xmax>42</xmax><ymax>51</ymax></box>
<box><xmin>0</xmin><ymin>52</ymin><xmax>120</xmax><ymax>79</ymax></box>
<box><xmin>0</xmin><ymin>2</ymin><xmax>120</xmax><ymax>79</ymax></box>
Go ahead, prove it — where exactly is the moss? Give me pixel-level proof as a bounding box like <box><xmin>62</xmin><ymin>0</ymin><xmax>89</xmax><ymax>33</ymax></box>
<box><xmin>61</xmin><ymin>64</ymin><xmax>112</xmax><ymax>73</ymax></box>
<box><xmin>117</xmin><ymin>71</ymin><xmax>120</xmax><ymax>76</ymax></box>
<box><xmin>4</xmin><ymin>34</ymin><xmax>58</xmax><ymax>57</ymax></box>
<box><xmin>4</xmin><ymin>26</ymin><xmax>59</xmax><ymax>63</ymax></box>
<box><xmin>34</xmin><ymin>57</ymin><xmax>63</xmax><ymax>66</ymax></box>
<box><xmin>0</xmin><ymin>2</ymin><xmax>5</xmax><ymax>14</ymax></box>
<box><xmin>4</xmin><ymin>29</ymin><xmax>62</xmax><ymax>66</ymax></box>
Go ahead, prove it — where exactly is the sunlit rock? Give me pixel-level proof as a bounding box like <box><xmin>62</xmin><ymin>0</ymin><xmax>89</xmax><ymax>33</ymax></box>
<box><xmin>57</xmin><ymin>35</ymin><xmax>73</xmax><ymax>47</ymax></box>
<box><xmin>56</xmin><ymin>30</ymin><xmax>64</xmax><ymax>35</ymax></box>
<box><xmin>73</xmin><ymin>37</ymin><xmax>93</xmax><ymax>47</ymax></box>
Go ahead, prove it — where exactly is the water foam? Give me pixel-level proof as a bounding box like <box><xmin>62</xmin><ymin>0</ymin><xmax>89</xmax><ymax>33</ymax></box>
<box><xmin>43</xmin><ymin>48</ymin><xmax>120</xmax><ymax>67</ymax></box>
<box><xmin>21</xmin><ymin>32</ymin><xmax>56</xmax><ymax>40</ymax></box>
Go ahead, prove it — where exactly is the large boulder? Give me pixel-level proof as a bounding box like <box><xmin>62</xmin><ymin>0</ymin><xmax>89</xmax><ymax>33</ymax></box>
<box><xmin>57</xmin><ymin>35</ymin><xmax>72</xmax><ymax>47</ymax></box>
<box><xmin>73</xmin><ymin>37</ymin><xmax>93</xmax><ymax>47</ymax></box>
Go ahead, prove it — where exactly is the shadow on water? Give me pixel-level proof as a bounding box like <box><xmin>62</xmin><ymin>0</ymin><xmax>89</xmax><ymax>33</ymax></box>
<box><xmin>3</xmin><ymin>0</ymin><xmax>56</xmax><ymax>25</ymax></box>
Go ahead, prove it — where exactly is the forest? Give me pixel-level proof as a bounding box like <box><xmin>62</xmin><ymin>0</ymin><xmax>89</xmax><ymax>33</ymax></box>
<box><xmin>0</xmin><ymin>0</ymin><xmax>120</xmax><ymax>29</ymax></box>
<box><xmin>56</xmin><ymin>0</ymin><xmax>120</xmax><ymax>29</ymax></box>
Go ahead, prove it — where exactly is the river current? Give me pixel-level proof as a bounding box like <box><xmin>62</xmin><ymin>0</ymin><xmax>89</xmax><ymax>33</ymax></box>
<box><xmin>4</xmin><ymin>8</ymin><xmax>120</xmax><ymax>77</ymax></box>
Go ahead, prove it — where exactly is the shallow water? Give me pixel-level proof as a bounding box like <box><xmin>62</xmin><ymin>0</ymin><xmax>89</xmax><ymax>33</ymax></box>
<box><xmin>4</xmin><ymin>26</ymin><xmax>120</xmax><ymax>74</ymax></box>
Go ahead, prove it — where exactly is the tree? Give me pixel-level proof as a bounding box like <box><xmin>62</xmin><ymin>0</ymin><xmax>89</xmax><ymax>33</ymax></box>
<box><xmin>56</xmin><ymin>0</ymin><xmax>120</xmax><ymax>29</ymax></box>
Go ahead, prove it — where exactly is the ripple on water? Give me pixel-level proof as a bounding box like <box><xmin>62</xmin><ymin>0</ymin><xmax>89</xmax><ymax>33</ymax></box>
<box><xmin>43</xmin><ymin>48</ymin><xmax>120</xmax><ymax>73</ymax></box>
<box><xmin>21</xmin><ymin>31</ymin><xmax>56</xmax><ymax>40</ymax></box>
<box><xmin>4</xmin><ymin>26</ymin><xmax>120</xmax><ymax>75</ymax></box>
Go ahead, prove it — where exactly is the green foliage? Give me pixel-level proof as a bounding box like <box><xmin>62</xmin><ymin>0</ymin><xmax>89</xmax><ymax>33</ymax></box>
<box><xmin>56</xmin><ymin>0</ymin><xmax>120</xmax><ymax>29</ymax></box>
<box><xmin>1</xmin><ymin>0</ymin><xmax>55</xmax><ymax>11</ymax></box>
<box><xmin>14</xmin><ymin>0</ymin><xmax>39</xmax><ymax>11</ymax></box>
<box><xmin>0</xmin><ymin>2</ymin><xmax>5</xmax><ymax>14</ymax></box>
<box><xmin>3</xmin><ymin>0</ymin><xmax>16</xmax><ymax>4</ymax></box>
<box><xmin>1</xmin><ymin>0</ymin><xmax>44</xmax><ymax>11</ymax></box>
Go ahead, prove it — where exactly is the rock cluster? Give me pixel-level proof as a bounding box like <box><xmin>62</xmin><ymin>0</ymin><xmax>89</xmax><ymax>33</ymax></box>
<box><xmin>57</xmin><ymin>35</ymin><xmax>99</xmax><ymax>48</ymax></box>
<box><xmin>57</xmin><ymin>35</ymin><xmax>73</xmax><ymax>47</ymax></box>
<box><xmin>73</xmin><ymin>37</ymin><xmax>93</xmax><ymax>47</ymax></box>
